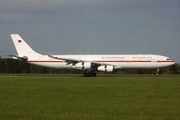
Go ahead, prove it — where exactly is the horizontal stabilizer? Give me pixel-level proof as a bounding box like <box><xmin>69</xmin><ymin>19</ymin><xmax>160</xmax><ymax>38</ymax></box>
<box><xmin>7</xmin><ymin>55</ymin><xmax>28</xmax><ymax>61</ymax></box>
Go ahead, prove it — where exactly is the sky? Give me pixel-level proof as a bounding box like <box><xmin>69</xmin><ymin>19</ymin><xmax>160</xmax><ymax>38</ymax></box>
<box><xmin>0</xmin><ymin>0</ymin><xmax>180</xmax><ymax>63</ymax></box>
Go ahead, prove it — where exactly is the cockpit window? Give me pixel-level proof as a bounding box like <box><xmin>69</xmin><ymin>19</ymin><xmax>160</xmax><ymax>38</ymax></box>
<box><xmin>166</xmin><ymin>58</ymin><xmax>170</xmax><ymax>60</ymax></box>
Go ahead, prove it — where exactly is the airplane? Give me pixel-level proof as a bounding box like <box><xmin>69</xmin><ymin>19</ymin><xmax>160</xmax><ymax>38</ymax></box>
<box><xmin>9</xmin><ymin>34</ymin><xmax>175</xmax><ymax>77</ymax></box>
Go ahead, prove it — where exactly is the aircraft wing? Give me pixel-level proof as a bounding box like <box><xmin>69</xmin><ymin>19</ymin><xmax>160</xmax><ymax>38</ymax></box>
<box><xmin>47</xmin><ymin>52</ymin><xmax>81</xmax><ymax>65</ymax></box>
<box><xmin>7</xmin><ymin>55</ymin><xmax>28</xmax><ymax>61</ymax></box>
<box><xmin>47</xmin><ymin>52</ymin><xmax>115</xmax><ymax>66</ymax></box>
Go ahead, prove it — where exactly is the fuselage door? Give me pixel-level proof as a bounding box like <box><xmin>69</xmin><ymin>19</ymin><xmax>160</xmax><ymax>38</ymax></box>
<box><xmin>151</xmin><ymin>59</ymin><xmax>156</xmax><ymax>65</ymax></box>
<box><xmin>157</xmin><ymin>57</ymin><xmax>162</xmax><ymax>63</ymax></box>
<box><xmin>126</xmin><ymin>56</ymin><xmax>130</xmax><ymax>63</ymax></box>
<box><xmin>39</xmin><ymin>56</ymin><xmax>43</xmax><ymax>62</ymax></box>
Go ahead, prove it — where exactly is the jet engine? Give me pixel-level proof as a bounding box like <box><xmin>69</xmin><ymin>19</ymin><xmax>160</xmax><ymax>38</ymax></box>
<box><xmin>97</xmin><ymin>65</ymin><xmax>114</xmax><ymax>72</ymax></box>
<box><xmin>73</xmin><ymin>62</ymin><xmax>91</xmax><ymax>70</ymax></box>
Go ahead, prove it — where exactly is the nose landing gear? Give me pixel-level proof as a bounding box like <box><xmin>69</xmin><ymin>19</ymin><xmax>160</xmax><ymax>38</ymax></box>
<box><xmin>156</xmin><ymin>69</ymin><xmax>159</xmax><ymax>76</ymax></box>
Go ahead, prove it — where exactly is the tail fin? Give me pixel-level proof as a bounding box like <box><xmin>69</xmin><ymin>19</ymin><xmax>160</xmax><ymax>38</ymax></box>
<box><xmin>10</xmin><ymin>34</ymin><xmax>40</xmax><ymax>56</ymax></box>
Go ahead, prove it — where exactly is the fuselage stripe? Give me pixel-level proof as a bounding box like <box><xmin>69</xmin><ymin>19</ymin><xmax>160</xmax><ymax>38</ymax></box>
<box><xmin>27</xmin><ymin>60</ymin><xmax>174</xmax><ymax>63</ymax></box>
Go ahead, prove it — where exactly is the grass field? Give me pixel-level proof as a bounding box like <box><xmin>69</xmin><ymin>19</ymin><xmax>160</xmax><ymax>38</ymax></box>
<box><xmin>0</xmin><ymin>74</ymin><xmax>180</xmax><ymax>120</ymax></box>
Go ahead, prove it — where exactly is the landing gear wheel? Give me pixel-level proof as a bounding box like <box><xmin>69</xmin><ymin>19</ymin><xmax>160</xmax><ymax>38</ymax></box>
<box><xmin>92</xmin><ymin>72</ymin><xmax>96</xmax><ymax>76</ymax></box>
<box><xmin>156</xmin><ymin>69</ymin><xmax>159</xmax><ymax>76</ymax></box>
<box><xmin>83</xmin><ymin>72</ymin><xmax>97</xmax><ymax>77</ymax></box>
<box><xmin>83</xmin><ymin>73</ymin><xmax>87</xmax><ymax>77</ymax></box>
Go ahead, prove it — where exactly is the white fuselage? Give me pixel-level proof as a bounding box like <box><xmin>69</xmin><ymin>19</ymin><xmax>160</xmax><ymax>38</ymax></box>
<box><xmin>26</xmin><ymin>54</ymin><xmax>175</xmax><ymax>69</ymax></box>
<box><xmin>10</xmin><ymin>34</ymin><xmax>175</xmax><ymax>76</ymax></box>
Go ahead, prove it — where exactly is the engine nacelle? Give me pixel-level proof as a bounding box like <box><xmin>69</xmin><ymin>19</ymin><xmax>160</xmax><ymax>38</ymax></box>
<box><xmin>73</xmin><ymin>62</ymin><xmax>91</xmax><ymax>70</ymax></box>
<box><xmin>97</xmin><ymin>65</ymin><xmax>114</xmax><ymax>72</ymax></box>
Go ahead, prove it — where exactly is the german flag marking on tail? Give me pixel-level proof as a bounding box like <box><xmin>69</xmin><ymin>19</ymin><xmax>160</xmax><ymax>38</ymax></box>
<box><xmin>18</xmin><ymin>40</ymin><xmax>22</xmax><ymax>43</ymax></box>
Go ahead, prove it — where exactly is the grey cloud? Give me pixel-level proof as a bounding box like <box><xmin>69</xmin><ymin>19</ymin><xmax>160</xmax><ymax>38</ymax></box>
<box><xmin>0</xmin><ymin>0</ymin><xmax>179</xmax><ymax>63</ymax></box>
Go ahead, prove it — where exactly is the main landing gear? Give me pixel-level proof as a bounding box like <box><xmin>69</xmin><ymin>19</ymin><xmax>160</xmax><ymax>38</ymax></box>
<box><xmin>83</xmin><ymin>70</ymin><xmax>97</xmax><ymax>77</ymax></box>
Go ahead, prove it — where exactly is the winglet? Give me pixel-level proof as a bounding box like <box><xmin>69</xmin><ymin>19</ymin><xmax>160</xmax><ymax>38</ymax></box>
<box><xmin>47</xmin><ymin>52</ymin><xmax>59</xmax><ymax>59</ymax></box>
<box><xmin>47</xmin><ymin>52</ymin><xmax>54</xmax><ymax>58</ymax></box>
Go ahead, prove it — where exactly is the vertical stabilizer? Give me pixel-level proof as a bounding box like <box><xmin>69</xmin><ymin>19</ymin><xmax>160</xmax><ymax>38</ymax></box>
<box><xmin>10</xmin><ymin>34</ymin><xmax>40</xmax><ymax>56</ymax></box>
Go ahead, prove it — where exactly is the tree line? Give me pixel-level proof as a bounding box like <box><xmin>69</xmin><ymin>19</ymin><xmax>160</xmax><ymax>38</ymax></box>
<box><xmin>0</xmin><ymin>57</ymin><xmax>179</xmax><ymax>74</ymax></box>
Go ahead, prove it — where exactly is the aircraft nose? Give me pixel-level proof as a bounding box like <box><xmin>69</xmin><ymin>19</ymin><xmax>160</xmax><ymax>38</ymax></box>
<box><xmin>171</xmin><ymin>60</ymin><xmax>175</xmax><ymax>65</ymax></box>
